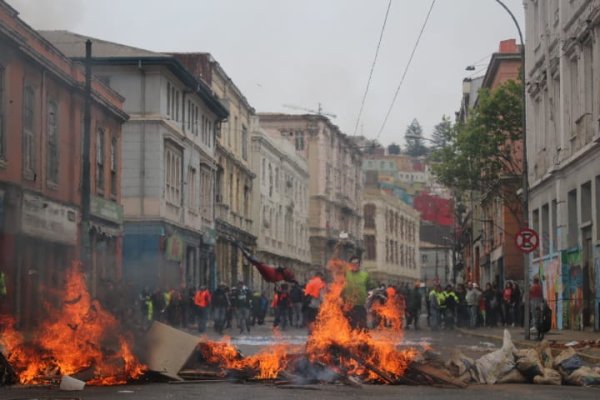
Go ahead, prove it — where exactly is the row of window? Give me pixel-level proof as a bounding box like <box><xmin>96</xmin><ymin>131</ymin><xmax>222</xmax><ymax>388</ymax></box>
<box><xmin>167</xmin><ymin>82</ymin><xmax>214</xmax><ymax>149</ymax></box>
<box><xmin>261</xmin><ymin>203</ymin><xmax>308</xmax><ymax>250</ymax></box>
<box><xmin>165</xmin><ymin>141</ymin><xmax>214</xmax><ymax>216</ymax></box>
<box><xmin>0</xmin><ymin>67</ymin><xmax>117</xmax><ymax>195</ymax></box>
<box><xmin>261</xmin><ymin>157</ymin><xmax>307</xmax><ymax>208</ymax></box>
<box><xmin>531</xmin><ymin>176</ymin><xmax>600</xmax><ymax>258</ymax></box>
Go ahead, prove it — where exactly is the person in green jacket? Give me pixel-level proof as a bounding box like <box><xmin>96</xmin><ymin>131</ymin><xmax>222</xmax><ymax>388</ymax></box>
<box><xmin>342</xmin><ymin>255</ymin><xmax>373</xmax><ymax>330</ymax></box>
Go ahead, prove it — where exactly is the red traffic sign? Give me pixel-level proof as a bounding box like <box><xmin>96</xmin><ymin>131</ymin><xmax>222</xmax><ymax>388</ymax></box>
<box><xmin>515</xmin><ymin>228</ymin><xmax>539</xmax><ymax>253</ymax></box>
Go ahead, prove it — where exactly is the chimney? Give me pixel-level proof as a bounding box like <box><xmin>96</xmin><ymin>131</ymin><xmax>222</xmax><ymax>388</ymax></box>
<box><xmin>498</xmin><ymin>39</ymin><xmax>517</xmax><ymax>54</ymax></box>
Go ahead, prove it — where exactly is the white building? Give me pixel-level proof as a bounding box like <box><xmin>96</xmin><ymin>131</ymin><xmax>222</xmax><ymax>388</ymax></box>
<box><xmin>362</xmin><ymin>188</ymin><xmax>420</xmax><ymax>285</ymax></box>
<box><xmin>419</xmin><ymin>242</ymin><xmax>454</xmax><ymax>287</ymax></box>
<box><xmin>42</xmin><ymin>31</ymin><xmax>228</xmax><ymax>291</ymax></box>
<box><xmin>251</xmin><ymin>125</ymin><xmax>311</xmax><ymax>283</ymax></box>
<box><xmin>524</xmin><ymin>0</ymin><xmax>600</xmax><ymax>330</ymax></box>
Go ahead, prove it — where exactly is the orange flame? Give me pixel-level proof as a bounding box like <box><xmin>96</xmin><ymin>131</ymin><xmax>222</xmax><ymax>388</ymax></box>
<box><xmin>0</xmin><ymin>261</ymin><xmax>145</xmax><ymax>385</ymax></box>
<box><xmin>198</xmin><ymin>256</ymin><xmax>418</xmax><ymax>383</ymax></box>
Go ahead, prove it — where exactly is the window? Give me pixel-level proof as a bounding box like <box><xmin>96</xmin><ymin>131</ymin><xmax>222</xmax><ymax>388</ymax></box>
<box><xmin>261</xmin><ymin>158</ymin><xmax>266</xmax><ymax>182</ymax></box>
<box><xmin>96</xmin><ymin>128</ymin><xmax>105</xmax><ymax>192</ymax></box>
<box><xmin>194</xmin><ymin>106</ymin><xmax>199</xmax><ymax>135</ymax></box>
<box><xmin>175</xmin><ymin>90</ymin><xmax>180</xmax><ymax>122</ymax></box>
<box><xmin>581</xmin><ymin>181</ymin><xmax>592</xmax><ymax>223</ymax></box>
<box><xmin>567</xmin><ymin>189</ymin><xmax>577</xmax><ymax>248</ymax></box>
<box><xmin>188</xmin><ymin>166</ymin><xmax>197</xmax><ymax>211</ymax></box>
<box><xmin>110</xmin><ymin>136</ymin><xmax>117</xmax><ymax>196</ymax></box>
<box><xmin>551</xmin><ymin>199</ymin><xmax>557</xmax><ymax>253</ymax></box>
<box><xmin>23</xmin><ymin>85</ymin><xmax>36</xmax><ymax>176</ymax></box>
<box><xmin>242</xmin><ymin>126</ymin><xmax>248</xmax><ymax>161</ymax></box>
<box><xmin>165</xmin><ymin>142</ymin><xmax>182</xmax><ymax>205</ymax></box>
<box><xmin>295</xmin><ymin>130</ymin><xmax>304</xmax><ymax>151</ymax></box>
<box><xmin>0</xmin><ymin>64</ymin><xmax>5</xmax><ymax>159</ymax></box>
<box><xmin>187</xmin><ymin>100</ymin><xmax>192</xmax><ymax>131</ymax></box>
<box><xmin>541</xmin><ymin>203</ymin><xmax>549</xmax><ymax>256</ymax></box>
<box><xmin>268</xmin><ymin>163</ymin><xmax>273</xmax><ymax>197</ymax></box>
<box><xmin>167</xmin><ymin>83</ymin><xmax>171</xmax><ymax>116</ymax></box>
<box><xmin>46</xmin><ymin>99</ymin><xmax>58</xmax><ymax>183</ymax></box>
<box><xmin>364</xmin><ymin>235</ymin><xmax>376</xmax><ymax>260</ymax></box>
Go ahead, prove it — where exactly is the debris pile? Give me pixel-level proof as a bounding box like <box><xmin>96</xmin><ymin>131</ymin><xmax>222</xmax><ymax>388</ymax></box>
<box><xmin>443</xmin><ymin>330</ymin><xmax>600</xmax><ymax>387</ymax></box>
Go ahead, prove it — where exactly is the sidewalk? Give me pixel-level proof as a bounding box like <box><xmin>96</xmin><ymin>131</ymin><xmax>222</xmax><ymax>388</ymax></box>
<box><xmin>456</xmin><ymin>326</ymin><xmax>600</xmax><ymax>363</ymax></box>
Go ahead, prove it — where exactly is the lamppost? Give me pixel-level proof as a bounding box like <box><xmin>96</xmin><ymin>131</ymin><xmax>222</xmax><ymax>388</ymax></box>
<box><xmin>493</xmin><ymin>0</ymin><xmax>530</xmax><ymax>341</ymax></box>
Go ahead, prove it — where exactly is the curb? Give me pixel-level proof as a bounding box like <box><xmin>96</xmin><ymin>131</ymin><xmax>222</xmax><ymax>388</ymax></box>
<box><xmin>455</xmin><ymin>328</ymin><xmax>600</xmax><ymax>364</ymax></box>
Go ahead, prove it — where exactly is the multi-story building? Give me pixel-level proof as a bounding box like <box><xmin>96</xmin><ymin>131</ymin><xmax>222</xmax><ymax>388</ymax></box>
<box><xmin>525</xmin><ymin>0</ymin><xmax>600</xmax><ymax>330</ymax></box>
<box><xmin>362</xmin><ymin>188</ymin><xmax>420</xmax><ymax>285</ymax></box>
<box><xmin>457</xmin><ymin>39</ymin><xmax>523</xmax><ymax>288</ymax></box>
<box><xmin>419</xmin><ymin>241</ymin><xmax>453</xmax><ymax>287</ymax></box>
<box><xmin>251</xmin><ymin>125</ymin><xmax>311</xmax><ymax>284</ymax></box>
<box><xmin>259</xmin><ymin>114</ymin><xmax>363</xmax><ymax>268</ymax></box>
<box><xmin>0</xmin><ymin>1</ymin><xmax>127</xmax><ymax>329</ymax></box>
<box><xmin>172</xmin><ymin>53</ymin><xmax>258</xmax><ymax>288</ymax></box>
<box><xmin>42</xmin><ymin>31</ymin><xmax>228</xmax><ymax>292</ymax></box>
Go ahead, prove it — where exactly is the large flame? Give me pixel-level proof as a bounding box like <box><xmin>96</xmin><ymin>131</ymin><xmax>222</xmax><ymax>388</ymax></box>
<box><xmin>0</xmin><ymin>262</ymin><xmax>145</xmax><ymax>385</ymax></box>
<box><xmin>199</xmin><ymin>256</ymin><xmax>417</xmax><ymax>383</ymax></box>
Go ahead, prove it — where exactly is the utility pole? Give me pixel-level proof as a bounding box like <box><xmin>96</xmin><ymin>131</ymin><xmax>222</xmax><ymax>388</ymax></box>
<box><xmin>81</xmin><ymin>40</ymin><xmax>92</xmax><ymax>266</ymax></box>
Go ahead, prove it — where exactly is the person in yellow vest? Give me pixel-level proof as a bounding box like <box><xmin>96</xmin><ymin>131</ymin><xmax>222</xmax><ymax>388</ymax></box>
<box><xmin>342</xmin><ymin>255</ymin><xmax>374</xmax><ymax>330</ymax></box>
<box><xmin>429</xmin><ymin>284</ymin><xmax>444</xmax><ymax>331</ymax></box>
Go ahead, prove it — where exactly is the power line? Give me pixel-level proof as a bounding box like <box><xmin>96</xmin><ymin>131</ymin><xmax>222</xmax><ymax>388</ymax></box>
<box><xmin>352</xmin><ymin>0</ymin><xmax>392</xmax><ymax>136</ymax></box>
<box><xmin>375</xmin><ymin>0</ymin><xmax>437</xmax><ymax>140</ymax></box>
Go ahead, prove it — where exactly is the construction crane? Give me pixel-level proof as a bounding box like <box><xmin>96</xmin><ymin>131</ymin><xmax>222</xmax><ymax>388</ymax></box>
<box><xmin>282</xmin><ymin>103</ymin><xmax>337</xmax><ymax>119</ymax></box>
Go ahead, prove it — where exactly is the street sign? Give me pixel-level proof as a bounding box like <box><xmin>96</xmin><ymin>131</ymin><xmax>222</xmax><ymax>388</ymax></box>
<box><xmin>515</xmin><ymin>228</ymin><xmax>539</xmax><ymax>253</ymax></box>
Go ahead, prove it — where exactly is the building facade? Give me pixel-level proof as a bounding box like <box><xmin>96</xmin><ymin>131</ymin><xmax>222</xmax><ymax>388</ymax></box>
<box><xmin>456</xmin><ymin>39</ymin><xmax>523</xmax><ymax>288</ymax></box>
<box><xmin>420</xmin><ymin>242</ymin><xmax>453</xmax><ymax>288</ymax></box>
<box><xmin>362</xmin><ymin>189</ymin><xmax>420</xmax><ymax>285</ymax></box>
<box><xmin>0</xmin><ymin>2</ymin><xmax>127</xmax><ymax>329</ymax></box>
<box><xmin>43</xmin><ymin>31</ymin><xmax>228</xmax><ymax>292</ymax></box>
<box><xmin>258</xmin><ymin>114</ymin><xmax>363</xmax><ymax>268</ymax></box>
<box><xmin>251</xmin><ymin>126</ymin><xmax>311</xmax><ymax>285</ymax></box>
<box><xmin>173</xmin><ymin>53</ymin><xmax>258</xmax><ymax>289</ymax></box>
<box><xmin>525</xmin><ymin>0</ymin><xmax>600</xmax><ymax>330</ymax></box>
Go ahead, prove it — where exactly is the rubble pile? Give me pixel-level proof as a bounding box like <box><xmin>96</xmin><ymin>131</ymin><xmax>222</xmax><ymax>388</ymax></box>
<box><xmin>444</xmin><ymin>330</ymin><xmax>600</xmax><ymax>387</ymax></box>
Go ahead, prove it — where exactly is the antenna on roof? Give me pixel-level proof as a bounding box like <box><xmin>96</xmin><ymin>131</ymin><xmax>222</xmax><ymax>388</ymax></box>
<box><xmin>282</xmin><ymin>103</ymin><xmax>336</xmax><ymax>119</ymax></box>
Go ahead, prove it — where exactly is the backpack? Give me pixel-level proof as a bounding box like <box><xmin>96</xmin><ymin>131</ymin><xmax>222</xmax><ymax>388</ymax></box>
<box><xmin>540</xmin><ymin>304</ymin><xmax>552</xmax><ymax>333</ymax></box>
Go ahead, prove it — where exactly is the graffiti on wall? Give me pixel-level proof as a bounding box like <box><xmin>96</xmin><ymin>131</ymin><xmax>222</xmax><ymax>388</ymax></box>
<box><xmin>539</xmin><ymin>258</ymin><xmax>561</xmax><ymax>329</ymax></box>
<box><xmin>561</xmin><ymin>248</ymin><xmax>582</xmax><ymax>330</ymax></box>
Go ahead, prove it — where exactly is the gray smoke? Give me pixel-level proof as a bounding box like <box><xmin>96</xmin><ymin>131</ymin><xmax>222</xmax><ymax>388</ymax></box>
<box><xmin>7</xmin><ymin>0</ymin><xmax>83</xmax><ymax>29</ymax></box>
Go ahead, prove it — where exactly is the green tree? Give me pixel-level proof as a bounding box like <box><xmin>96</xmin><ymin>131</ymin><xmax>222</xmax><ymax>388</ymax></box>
<box><xmin>431</xmin><ymin>115</ymin><xmax>453</xmax><ymax>150</ymax></box>
<box><xmin>387</xmin><ymin>142</ymin><xmax>401</xmax><ymax>155</ymax></box>
<box><xmin>431</xmin><ymin>80</ymin><xmax>523</xmax><ymax>222</ymax></box>
<box><xmin>404</xmin><ymin>119</ymin><xmax>428</xmax><ymax>157</ymax></box>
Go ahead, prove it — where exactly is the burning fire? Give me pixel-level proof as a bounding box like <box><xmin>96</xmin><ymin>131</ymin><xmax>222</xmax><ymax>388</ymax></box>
<box><xmin>0</xmin><ymin>262</ymin><xmax>145</xmax><ymax>385</ymax></box>
<box><xmin>198</xmin><ymin>256</ymin><xmax>417</xmax><ymax>384</ymax></box>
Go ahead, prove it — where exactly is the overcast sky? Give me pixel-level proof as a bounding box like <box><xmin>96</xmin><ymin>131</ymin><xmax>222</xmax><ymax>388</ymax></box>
<box><xmin>9</xmin><ymin>0</ymin><xmax>525</xmax><ymax>147</ymax></box>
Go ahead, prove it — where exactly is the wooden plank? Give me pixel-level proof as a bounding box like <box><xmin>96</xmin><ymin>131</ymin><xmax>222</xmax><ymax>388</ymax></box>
<box><xmin>410</xmin><ymin>364</ymin><xmax>467</xmax><ymax>388</ymax></box>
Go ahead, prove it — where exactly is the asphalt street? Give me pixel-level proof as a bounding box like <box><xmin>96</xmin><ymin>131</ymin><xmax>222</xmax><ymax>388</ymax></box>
<box><xmin>2</xmin><ymin>320</ymin><xmax>599</xmax><ymax>399</ymax></box>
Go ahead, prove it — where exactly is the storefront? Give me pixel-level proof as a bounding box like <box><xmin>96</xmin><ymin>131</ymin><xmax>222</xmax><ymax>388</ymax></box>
<box><xmin>89</xmin><ymin>196</ymin><xmax>124</xmax><ymax>298</ymax></box>
<box><xmin>16</xmin><ymin>192</ymin><xmax>78</xmax><ymax>329</ymax></box>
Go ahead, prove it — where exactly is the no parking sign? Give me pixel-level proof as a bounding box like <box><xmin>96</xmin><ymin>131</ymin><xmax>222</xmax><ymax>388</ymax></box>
<box><xmin>515</xmin><ymin>228</ymin><xmax>539</xmax><ymax>253</ymax></box>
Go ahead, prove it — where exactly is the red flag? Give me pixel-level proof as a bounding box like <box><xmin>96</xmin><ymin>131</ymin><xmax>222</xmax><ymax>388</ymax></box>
<box><xmin>238</xmin><ymin>244</ymin><xmax>296</xmax><ymax>283</ymax></box>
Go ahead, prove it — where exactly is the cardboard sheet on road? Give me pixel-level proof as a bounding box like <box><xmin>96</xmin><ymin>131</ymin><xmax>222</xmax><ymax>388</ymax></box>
<box><xmin>145</xmin><ymin>321</ymin><xmax>200</xmax><ymax>380</ymax></box>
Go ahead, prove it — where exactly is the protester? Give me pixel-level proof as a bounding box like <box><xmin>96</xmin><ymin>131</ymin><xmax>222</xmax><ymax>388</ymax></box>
<box><xmin>529</xmin><ymin>276</ymin><xmax>544</xmax><ymax>330</ymax></box>
<box><xmin>304</xmin><ymin>271</ymin><xmax>326</xmax><ymax>329</ymax></box>
<box><xmin>342</xmin><ymin>255</ymin><xmax>373</xmax><ymax>330</ymax></box>
<box><xmin>465</xmin><ymin>282</ymin><xmax>480</xmax><ymax>328</ymax></box>
<box><xmin>512</xmin><ymin>282</ymin><xmax>522</xmax><ymax>326</ymax></box>
<box><xmin>483</xmin><ymin>283</ymin><xmax>499</xmax><ymax>327</ymax></box>
<box><xmin>212</xmin><ymin>282</ymin><xmax>230</xmax><ymax>334</ymax></box>
<box><xmin>455</xmin><ymin>283</ymin><xmax>468</xmax><ymax>327</ymax></box>
<box><xmin>406</xmin><ymin>281</ymin><xmax>422</xmax><ymax>330</ymax></box>
<box><xmin>273</xmin><ymin>284</ymin><xmax>291</xmax><ymax>330</ymax></box>
<box><xmin>428</xmin><ymin>284</ymin><xmax>443</xmax><ymax>331</ymax></box>
<box><xmin>289</xmin><ymin>282</ymin><xmax>304</xmax><ymax>328</ymax></box>
<box><xmin>231</xmin><ymin>281</ymin><xmax>252</xmax><ymax>334</ymax></box>
<box><xmin>443</xmin><ymin>284</ymin><xmax>459</xmax><ymax>329</ymax></box>
<box><xmin>502</xmin><ymin>281</ymin><xmax>514</xmax><ymax>326</ymax></box>
<box><xmin>194</xmin><ymin>285</ymin><xmax>212</xmax><ymax>333</ymax></box>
